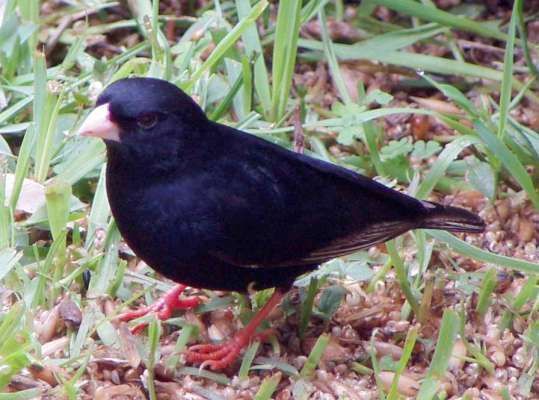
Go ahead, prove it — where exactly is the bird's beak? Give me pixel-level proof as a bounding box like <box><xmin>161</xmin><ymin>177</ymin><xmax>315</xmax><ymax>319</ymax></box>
<box><xmin>78</xmin><ymin>103</ymin><xmax>120</xmax><ymax>142</ymax></box>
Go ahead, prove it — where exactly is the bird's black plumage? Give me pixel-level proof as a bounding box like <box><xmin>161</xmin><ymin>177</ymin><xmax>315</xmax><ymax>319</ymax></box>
<box><xmin>90</xmin><ymin>77</ymin><xmax>484</xmax><ymax>292</ymax></box>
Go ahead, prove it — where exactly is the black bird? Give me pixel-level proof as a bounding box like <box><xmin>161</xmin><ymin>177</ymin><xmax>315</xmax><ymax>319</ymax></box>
<box><xmin>78</xmin><ymin>77</ymin><xmax>485</xmax><ymax>370</ymax></box>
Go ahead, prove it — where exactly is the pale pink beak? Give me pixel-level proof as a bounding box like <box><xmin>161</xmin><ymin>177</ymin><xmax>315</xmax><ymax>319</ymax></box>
<box><xmin>78</xmin><ymin>103</ymin><xmax>120</xmax><ymax>142</ymax></box>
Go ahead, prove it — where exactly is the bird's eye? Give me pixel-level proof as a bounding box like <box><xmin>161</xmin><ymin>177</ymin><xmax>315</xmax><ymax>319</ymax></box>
<box><xmin>136</xmin><ymin>113</ymin><xmax>158</xmax><ymax>129</ymax></box>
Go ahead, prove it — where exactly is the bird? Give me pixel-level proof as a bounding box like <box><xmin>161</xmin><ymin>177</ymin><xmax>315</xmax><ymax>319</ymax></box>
<box><xmin>78</xmin><ymin>77</ymin><xmax>485</xmax><ymax>370</ymax></box>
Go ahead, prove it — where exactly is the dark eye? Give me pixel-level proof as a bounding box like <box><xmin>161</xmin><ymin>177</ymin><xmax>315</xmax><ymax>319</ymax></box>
<box><xmin>136</xmin><ymin>113</ymin><xmax>158</xmax><ymax>129</ymax></box>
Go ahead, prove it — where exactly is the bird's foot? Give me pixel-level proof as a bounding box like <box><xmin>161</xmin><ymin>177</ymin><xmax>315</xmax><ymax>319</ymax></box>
<box><xmin>184</xmin><ymin>329</ymin><xmax>273</xmax><ymax>370</ymax></box>
<box><xmin>185</xmin><ymin>290</ymin><xmax>285</xmax><ymax>370</ymax></box>
<box><xmin>117</xmin><ymin>284</ymin><xmax>201</xmax><ymax>333</ymax></box>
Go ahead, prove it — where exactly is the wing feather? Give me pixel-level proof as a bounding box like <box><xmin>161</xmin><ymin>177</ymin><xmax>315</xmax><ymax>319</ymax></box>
<box><xmin>213</xmin><ymin>220</ymin><xmax>415</xmax><ymax>268</ymax></box>
<box><xmin>294</xmin><ymin>220</ymin><xmax>414</xmax><ymax>265</ymax></box>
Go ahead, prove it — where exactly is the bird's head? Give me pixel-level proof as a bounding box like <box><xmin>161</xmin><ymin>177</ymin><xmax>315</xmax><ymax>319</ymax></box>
<box><xmin>78</xmin><ymin>77</ymin><xmax>207</xmax><ymax>149</ymax></box>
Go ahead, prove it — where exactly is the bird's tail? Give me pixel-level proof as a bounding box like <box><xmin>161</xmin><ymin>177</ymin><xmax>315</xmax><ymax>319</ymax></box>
<box><xmin>419</xmin><ymin>201</ymin><xmax>485</xmax><ymax>233</ymax></box>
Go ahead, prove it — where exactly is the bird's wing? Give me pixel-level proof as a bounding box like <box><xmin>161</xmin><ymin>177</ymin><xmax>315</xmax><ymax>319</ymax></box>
<box><xmin>204</xmin><ymin>125</ymin><xmax>424</xmax><ymax>268</ymax></box>
<box><xmin>288</xmin><ymin>221</ymin><xmax>413</xmax><ymax>265</ymax></box>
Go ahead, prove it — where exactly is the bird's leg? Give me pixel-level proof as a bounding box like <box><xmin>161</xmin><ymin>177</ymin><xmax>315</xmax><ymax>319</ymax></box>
<box><xmin>185</xmin><ymin>289</ymin><xmax>285</xmax><ymax>371</ymax></box>
<box><xmin>117</xmin><ymin>284</ymin><xmax>201</xmax><ymax>333</ymax></box>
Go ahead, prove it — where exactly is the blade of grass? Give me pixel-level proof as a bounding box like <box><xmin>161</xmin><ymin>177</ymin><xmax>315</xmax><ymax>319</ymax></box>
<box><xmin>165</xmin><ymin>325</ymin><xmax>196</xmax><ymax>369</ymax></box>
<box><xmin>0</xmin><ymin>171</ymin><xmax>12</xmax><ymax>250</ymax></box>
<box><xmin>300</xmin><ymin>333</ymin><xmax>329</xmax><ymax>378</ymax></box>
<box><xmin>387</xmin><ymin>326</ymin><xmax>418</xmax><ymax>400</ymax></box>
<box><xmin>185</xmin><ymin>0</ymin><xmax>268</xmax><ymax>91</ymax></box>
<box><xmin>177</xmin><ymin>367</ymin><xmax>231</xmax><ymax>385</ymax></box>
<box><xmin>235</xmin><ymin>0</ymin><xmax>271</xmax><ymax>116</ymax></box>
<box><xmin>0</xmin><ymin>389</ymin><xmax>41</xmax><ymax>400</ymax></box>
<box><xmin>386</xmin><ymin>240</ymin><xmax>420</xmax><ymax>316</ymax></box>
<box><xmin>300</xmin><ymin>40</ymin><xmax>504</xmax><ymax>82</ymax></box>
<box><xmin>475</xmin><ymin>268</ymin><xmax>497</xmax><ymax>319</ymax></box>
<box><xmin>301</xmin><ymin>0</ymin><xmax>331</xmax><ymax>23</ymax></box>
<box><xmin>304</xmin><ymin>23</ymin><xmax>447</xmax><ymax>56</ymax></box>
<box><xmin>8</xmin><ymin>124</ymin><xmax>35</xmax><ymax>211</ymax></box>
<box><xmin>416</xmin><ymin>135</ymin><xmax>481</xmax><ymax>199</ymax></box>
<box><xmin>0</xmin><ymin>97</ymin><xmax>33</xmax><ymax>125</ymax></box>
<box><xmin>318</xmin><ymin>8</ymin><xmax>352</xmax><ymax>104</ymax></box>
<box><xmin>515</xmin><ymin>0</ymin><xmax>539</xmax><ymax>79</ymax></box>
<box><xmin>88</xmin><ymin>221</ymin><xmax>120</xmax><ymax>297</ymax></box>
<box><xmin>238</xmin><ymin>341</ymin><xmax>260</xmax><ymax>380</ymax></box>
<box><xmin>497</xmin><ymin>2</ymin><xmax>517</xmax><ymax>141</ymax></box>
<box><xmin>271</xmin><ymin>0</ymin><xmax>302</xmax><ymax>121</ymax></box>
<box><xmin>84</xmin><ymin>165</ymin><xmax>110</xmax><ymax>249</ymax></box>
<box><xmin>363</xmin><ymin>121</ymin><xmax>387</xmax><ymax>177</ymax></box>
<box><xmin>45</xmin><ymin>179</ymin><xmax>71</xmax><ymax>241</ymax></box>
<box><xmin>254</xmin><ymin>372</ymin><xmax>281</xmax><ymax>400</ymax></box>
<box><xmin>417</xmin><ymin>310</ymin><xmax>460</xmax><ymax>399</ymax></box>
<box><xmin>54</xmin><ymin>139</ymin><xmax>105</xmax><ymax>185</ymax></box>
<box><xmin>209</xmin><ymin>70</ymin><xmax>244</xmax><ymax>121</ymax></box>
<box><xmin>427</xmin><ymin>230</ymin><xmax>539</xmax><ymax>274</ymax></box>
<box><xmin>369</xmin><ymin>0</ymin><xmax>506</xmax><ymax>40</ymax></box>
<box><xmin>29</xmin><ymin>231</ymin><xmax>66</xmax><ymax>308</ymax></box>
<box><xmin>298</xmin><ymin>277</ymin><xmax>319</xmax><ymax>339</ymax></box>
<box><xmin>34</xmin><ymin>90</ymin><xmax>62</xmax><ymax>180</ymax></box>
<box><xmin>474</xmin><ymin>121</ymin><xmax>539</xmax><ymax>209</ymax></box>
<box><xmin>71</xmin><ymin>303</ymin><xmax>96</xmax><ymax>359</ymax></box>
<box><xmin>240</xmin><ymin>55</ymin><xmax>252</xmax><ymax>117</ymax></box>
<box><xmin>368</xmin><ymin>334</ymin><xmax>385</xmax><ymax>400</ymax></box>
<box><xmin>0</xmin><ymin>248</ymin><xmax>22</xmax><ymax>281</ymax></box>
<box><xmin>146</xmin><ymin>318</ymin><xmax>160</xmax><ymax>400</ymax></box>
<box><xmin>45</xmin><ymin>178</ymin><xmax>70</xmax><ymax>302</ymax></box>
<box><xmin>499</xmin><ymin>276</ymin><xmax>538</xmax><ymax>331</ymax></box>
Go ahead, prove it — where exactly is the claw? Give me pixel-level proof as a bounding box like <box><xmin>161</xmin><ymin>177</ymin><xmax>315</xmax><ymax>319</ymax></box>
<box><xmin>117</xmin><ymin>284</ymin><xmax>201</xmax><ymax>333</ymax></box>
<box><xmin>183</xmin><ymin>290</ymin><xmax>285</xmax><ymax>371</ymax></box>
<box><xmin>185</xmin><ymin>340</ymin><xmax>242</xmax><ymax>371</ymax></box>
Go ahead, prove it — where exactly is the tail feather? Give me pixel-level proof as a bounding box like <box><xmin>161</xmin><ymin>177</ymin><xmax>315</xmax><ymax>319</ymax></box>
<box><xmin>419</xmin><ymin>201</ymin><xmax>485</xmax><ymax>233</ymax></box>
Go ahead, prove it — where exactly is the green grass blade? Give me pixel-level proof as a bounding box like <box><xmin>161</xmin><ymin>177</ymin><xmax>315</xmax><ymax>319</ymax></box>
<box><xmin>516</xmin><ymin>0</ymin><xmax>539</xmax><ymax>78</ymax></box>
<box><xmin>497</xmin><ymin>2</ymin><xmax>517</xmax><ymax>141</ymax></box>
<box><xmin>301</xmin><ymin>40</ymin><xmax>504</xmax><ymax>82</ymax></box>
<box><xmin>369</xmin><ymin>0</ymin><xmax>506</xmax><ymax>40</ymax></box>
<box><xmin>299</xmin><ymin>277</ymin><xmax>319</xmax><ymax>339</ymax></box>
<box><xmin>186</xmin><ymin>0</ymin><xmax>268</xmax><ymax>91</ymax></box>
<box><xmin>300</xmin><ymin>333</ymin><xmax>329</xmax><ymax>378</ymax></box>
<box><xmin>318</xmin><ymin>8</ymin><xmax>351</xmax><ymax>104</ymax></box>
<box><xmin>475</xmin><ymin>268</ymin><xmax>497</xmax><ymax>319</ymax></box>
<box><xmin>386</xmin><ymin>240</ymin><xmax>419</xmax><ymax>316</ymax></box>
<box><xmin>417</xmin><ymin>310</ymin><xmax>460</xmax><ymax>400</ymax></box>
<box><xmin>474</xmin><ymin>121</ymin><xmax>539</xmax><ymax>209</ymax></box>
<box><xmin>146</xmin><ymin>318</ymin><xmax>160</xmax><ymax>400</ymax></box>
<box><xmin>0</xmin><ymin>249</ymin><xmax>22</xmax><ymax>282</ymax></box>
<box><xmin>9</xmin><ymin>124</ymin><xmax>35</xmax><ymax>211</ymax></box>
<box><xmin>88</xmin><ymin>221</ymin><xmax>121</xmax><ymax>297</ymax></box>
<box><xmin>387</xmin><ymin>326</ymin><xmax>418</xmax><ymax>400</ymax></box>
<box><xmin>427</xmin><ymin>230</ymin><xmax>539</xmax><ymax>274</ymax></box>
<box><xmin>271</xmin><ymin>0</ymin><xmax>302</xmax><ymax>121</ymax></box>
<box><xmin>85</xmin><ymin>165</ymin><xmax>110</xmax><ymax>249</ymax></box>
<box><xmin>254</xmin><ymin>372</ymin><xmax>281</xmax><ymax>400</ymax></box>
<box><xmin>177</xmin><ymin>367</ymin><xmax>231</xmax><ymax>385</ymax></box>
<box><xmin>416</xmin><ymin>135</ymin><xmax>481</xmax><ymax>199</ymax></box>
<box><xmin>54</xmin><ymin>140</ymin><xmax>105</xmax><ymax>185</ymax></box>
<box><xmin>238</xmin><ymin>341</ymin><xmax>260</xmax><ymax>380</ymax></box>
<box><xmin>0</xmin><ymin>389</ymin><xmax>41</xmax><ymax>399</ymax></box>
<box><xmin>45</xmin><ymin>179</ymin><xmax>71</xmax><ymax>241</ymax></box>
<box><xmin>235</xmin><ymin>0</ymin><xmax>271</xmax><ymax>116</ymax></box>
<box><xmin>299</xmin><ymin>23</ymin><xmax>447</xmax><ymax>60</ymax></box>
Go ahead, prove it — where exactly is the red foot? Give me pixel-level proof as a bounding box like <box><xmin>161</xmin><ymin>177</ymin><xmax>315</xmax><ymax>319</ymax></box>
<box><xmin>185</xmin><ymin>329</ymin><xmax>273</xmax><ymax>370</ymax></box>
<box><xmin>117</xmin><ymin>284</ymin><xmax>201</xmax><ymax>333</ymax></box>
<box><xmin>184</xmin><ymin>290</ymin><xmax>285</xmax><ymax>371</ymax></box>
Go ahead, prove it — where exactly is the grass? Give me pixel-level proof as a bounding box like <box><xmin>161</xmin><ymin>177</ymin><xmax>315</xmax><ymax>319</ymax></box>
<box><xmin>0</xmin><ymin>0</ymin><xmax>538</xmax><ymax>398</ymax></box>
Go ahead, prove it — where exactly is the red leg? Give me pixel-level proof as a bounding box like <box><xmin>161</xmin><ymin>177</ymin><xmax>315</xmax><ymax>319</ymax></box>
<box><xmin>185</xmin><ymin>289</ymin><xmax>284</xmax><ymax>371</ymax></box>
<box><xmin>117</xmin><ymin>284</ymin><xmax>201</xmax><ymax>333</ymax></box>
